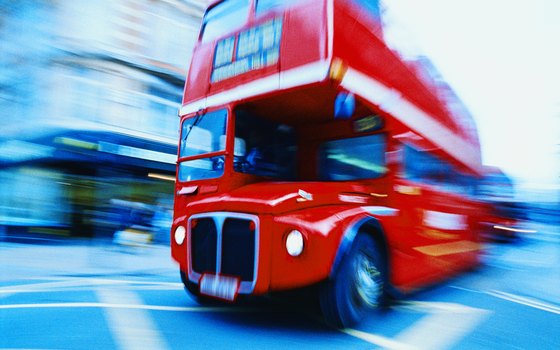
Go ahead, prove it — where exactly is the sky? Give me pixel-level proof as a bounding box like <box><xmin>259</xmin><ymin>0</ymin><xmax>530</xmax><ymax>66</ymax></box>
<box><xmin>382</xmin><ymin>0</ymin><xmax>560</xmax><ymax>190</ymax></box>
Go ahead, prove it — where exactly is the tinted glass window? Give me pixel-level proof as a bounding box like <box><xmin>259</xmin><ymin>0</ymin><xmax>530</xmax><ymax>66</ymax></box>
<box><xmin>403</xmin><ymin>145</ymin><xmax>450</xmax><ymax>185</ymax></box>
<box><xmin>179</xmin><ymin>109</ymin><xmax>227</xmax><ymax>158</ymax></box>
<box><xmin>178</xmin><ymin>156</ymin><xmax>225</xmax><ymax>182</ymax></box>
<box><xmin>403</xmin><ymin>145</ymin><xmax>477</xmax><ymax>195</ymax></box>
<box><xmin>319</xmin><ymin>134</ymin><xmax>386</xmax><ymax>181</ymax></box>
<box><xmin>234</xmin><ymin>110</ymin><xmax>297</xmax><ymax>179</ymax></box>
<box><xmin>201</xmin><ymin>0</ymin><xmax>250</xmax><ymax>43</ymax></box>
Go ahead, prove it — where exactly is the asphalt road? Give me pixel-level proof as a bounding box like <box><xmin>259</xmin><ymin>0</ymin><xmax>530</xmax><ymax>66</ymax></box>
<box><xmin>1</xmin><ymin>223</ymin><xmax>559</xmax><ymax>350</ymax></box>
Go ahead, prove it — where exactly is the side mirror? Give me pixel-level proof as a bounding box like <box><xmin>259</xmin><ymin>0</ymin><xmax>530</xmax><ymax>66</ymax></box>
<box><xmin>334</xmin><ymin>91</ymin><xmax>355</xmax><ymax>119</ymax></box>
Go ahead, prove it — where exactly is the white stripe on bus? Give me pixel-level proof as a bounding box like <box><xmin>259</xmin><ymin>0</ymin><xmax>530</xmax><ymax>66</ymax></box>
<box><xmin>179</xmin><ymin>60</ymin><xmax>330</xmax><ymax>116</ymax></box>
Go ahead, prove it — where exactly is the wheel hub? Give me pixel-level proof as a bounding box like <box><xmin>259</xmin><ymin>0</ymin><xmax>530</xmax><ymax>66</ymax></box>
<box><xmin>354</xmin><ymin>252</ymin><xmax>382</xmax><ymax>307</ymax></box>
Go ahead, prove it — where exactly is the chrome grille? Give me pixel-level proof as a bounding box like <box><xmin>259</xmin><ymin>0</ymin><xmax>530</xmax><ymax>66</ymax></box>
<box><xmin>188</xmin><ymin>212</ymin><xmax>259</xmax><ymax>294</ymax></box>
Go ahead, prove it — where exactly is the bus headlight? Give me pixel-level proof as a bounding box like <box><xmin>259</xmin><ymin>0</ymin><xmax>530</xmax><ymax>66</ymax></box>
<box><xmin>286</xmin><ymin>230</ymin><xmax>304</xmax><ymax>257</ymax></box>
<box><xmin>174</xmin><ymin>225</ymin><xmax>186</xmax><ymax>245</ymax></box>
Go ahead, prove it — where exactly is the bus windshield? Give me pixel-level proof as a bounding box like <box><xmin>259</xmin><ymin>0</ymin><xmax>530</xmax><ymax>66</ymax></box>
<box><xmin>178</xmin><ymin>109</ymin><xmax>227</xmax><ymax>182</ymax></box>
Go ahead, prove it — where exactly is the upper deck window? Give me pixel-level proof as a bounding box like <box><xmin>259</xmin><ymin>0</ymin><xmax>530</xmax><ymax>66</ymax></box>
<box><xmin>211</xmin><ymin>17</ymin><xmax>282</xmax><ymax>82</ymax></box>
<box><xmin>255</xmin><ymin>0</ymin><xmax>299</xmax><ymax>16</ymax></box>
<box><xmin>319</xmin><ymin>134</ymin><xmax>387</xmax><ymax>181</ymax></box>
<box><xmin>201</xmin><ymin>0</ymin><xmax>250</xmax><ymax>43</ymax></box>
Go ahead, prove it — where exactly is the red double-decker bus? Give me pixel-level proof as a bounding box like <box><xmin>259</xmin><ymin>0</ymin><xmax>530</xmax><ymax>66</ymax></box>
<box><xmin>171</xmin><ymin>0</ymin><xmax>486</xmax><ymax>327</ymax></box>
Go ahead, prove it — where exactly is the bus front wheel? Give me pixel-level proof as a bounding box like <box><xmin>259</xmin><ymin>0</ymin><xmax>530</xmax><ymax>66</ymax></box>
<box><xmin>319</xmin><ymin>234</ymin><xmax>385</xmax><ymax>328</ymax></box>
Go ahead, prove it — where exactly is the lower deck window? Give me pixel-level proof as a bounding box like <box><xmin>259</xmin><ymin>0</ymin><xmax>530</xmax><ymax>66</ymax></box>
<box><xmin>403</xmin><ymin>145</ymin><xmax>477</xmax><ymax>196</ymax></box>
<box><xmin>319</xmin><ymin>134</ymin><xmax>387</xmax><ymax>181</ymax></box>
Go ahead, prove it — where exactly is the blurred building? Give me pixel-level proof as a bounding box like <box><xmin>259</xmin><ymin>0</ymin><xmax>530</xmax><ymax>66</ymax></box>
<box><xmin>0</xmin><ymin>0</ymin><xmax>207</xmax><ymax>238</ymax></box>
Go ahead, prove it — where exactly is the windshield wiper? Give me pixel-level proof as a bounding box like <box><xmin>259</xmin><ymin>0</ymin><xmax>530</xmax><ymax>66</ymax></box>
<box><xmin>182</xmin><ymin>110</ymin><xmax>205</xmax><ymax>144</ymax></box>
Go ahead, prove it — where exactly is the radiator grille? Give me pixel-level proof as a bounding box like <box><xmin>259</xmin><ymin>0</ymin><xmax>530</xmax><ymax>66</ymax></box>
<box><xmin>221</xmin><ymin>218</ymin><xmax>256</xmax><ymax>281</ymax></box>
<box><xmin>190</xmin><ymin>218</ymin><xmax>217</xmax><ymax>274</ymax></box>
<box><xmin>188</xmin><ymin>213</ymin><xmax>258</xmax><ymax>290</ymax></box>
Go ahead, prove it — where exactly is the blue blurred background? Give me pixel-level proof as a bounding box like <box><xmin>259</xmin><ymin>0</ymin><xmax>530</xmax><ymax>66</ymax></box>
<box><xmin>0</xmin><ymin>0</ymin><xmax>210</xmax><ymax>242</ymax></box>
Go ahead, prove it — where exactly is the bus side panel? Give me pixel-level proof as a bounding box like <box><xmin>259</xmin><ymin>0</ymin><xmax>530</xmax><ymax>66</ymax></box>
<box><xmin>183</xmin><ymin>45</ymin><xmax>213</xmax><ymax>104</ymax></box>
<box><xmin>386</xmin><ymin>189</ymin><xmax>443</xmax><ymax>290</ymax></box>
<box><xmin>391</xmin><ymin>179</ymin><xmax>484</xmax><ymax>291</ymax></box>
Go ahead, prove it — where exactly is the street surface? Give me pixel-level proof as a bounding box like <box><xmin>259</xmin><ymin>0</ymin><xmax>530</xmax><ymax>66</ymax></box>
<box><xmin>1</xmin><ymin>222</ymin><xmax>559</xmax><ymax>350</ymax></box>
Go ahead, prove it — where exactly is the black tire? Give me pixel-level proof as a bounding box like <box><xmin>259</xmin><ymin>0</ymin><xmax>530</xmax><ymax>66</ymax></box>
<box><xmin>319</xmin><ymin>234</ymin><xmax>386</xmax><ymax>328</ymax></box>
